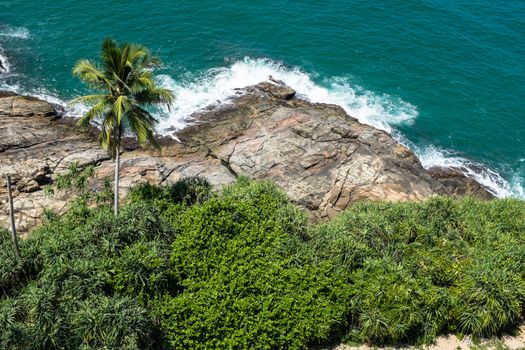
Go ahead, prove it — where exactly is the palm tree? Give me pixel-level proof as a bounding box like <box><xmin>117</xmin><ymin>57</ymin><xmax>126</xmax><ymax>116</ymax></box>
<box><xmin>72</xmin><ymin>38</ymin><xmax>173</xmax><ymax>216</ymax></box>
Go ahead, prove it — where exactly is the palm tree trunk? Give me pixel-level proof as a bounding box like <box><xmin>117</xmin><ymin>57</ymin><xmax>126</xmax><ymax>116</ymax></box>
<box><xmin>6</xmin><ymin>175</ymin><xmax>20</xmax><ymax>260</ymax></box>
<box><xmin>114</xmin><ymin>145</ymin><xmax>120</xmax><ymax>217</ymax></box>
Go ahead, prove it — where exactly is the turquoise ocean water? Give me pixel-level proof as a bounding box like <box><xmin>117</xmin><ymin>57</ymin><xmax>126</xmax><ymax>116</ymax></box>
<box><xmin>1</xmin><ymin>0</ymin><xmax>524</xmax><ymax>196</ymax></box>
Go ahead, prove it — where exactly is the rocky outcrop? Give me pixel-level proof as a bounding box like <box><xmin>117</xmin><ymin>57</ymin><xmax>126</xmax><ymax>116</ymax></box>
<box><xmin>0</xmin><ymin>92</ymin><xmax>111</xmax><ymax>231</ymax></box>
<box><xmin>0</xmin><ymin>82</ymin><xmax>493</xmax><ymax>232</ymax></box>
<box><xmin>428</xmin><ymin>166</ymin><xmax>494</xmax><ymax>200</ymax></box>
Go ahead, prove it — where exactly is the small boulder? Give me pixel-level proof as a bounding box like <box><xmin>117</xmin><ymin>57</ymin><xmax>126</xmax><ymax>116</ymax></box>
<box><xmin>257</xmin><ymin>77</ymin><xmax>296</xmax><ymax>100</ymax></box>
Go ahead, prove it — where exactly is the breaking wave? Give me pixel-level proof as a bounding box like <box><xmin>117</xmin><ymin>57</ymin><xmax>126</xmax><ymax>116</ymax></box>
<box><xmin>413</xmin><ymin>144</ymin><xmax>524</xmax><ymax>199</ymax></box>
<box><xmin>153</xmin><ymin>57</ymin><xmax>523</xmax><ymax>198</ymax></box>
<box><xmin>155</xmin><ymin>57</ymin><xmax>417</xmax><ymax>133</ymax></box>
<box><xmin>0</xmin><ymin>48</ymin><xmax>8</xmax><ymax>74</ymax></box>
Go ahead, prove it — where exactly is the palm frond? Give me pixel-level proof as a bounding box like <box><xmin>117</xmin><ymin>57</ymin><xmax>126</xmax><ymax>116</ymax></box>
<box><xmin>128</xmin><ymin>107</ymin><xmax>159</xmax><ymax>148</ymax></box>
<box><xmin>127</xmin><ymin>44</ymin><xmax>149</xmax><ymax>67</ymax></box>
<box><xmin>100</xmin><ymin>38</ymin><xmax>121</xmax><ymax>76</ymax></box>
<box><xmin>112</xmin><ymin>96</ymin><xmax>133</xmax><ymax>126</ymax></box>
<box><xmin>69</xmin><ymin>94</ymin><xmax>107</xmax><ymax>106</ymax></box>
<box><xmin>141</xmin><ymin>54</ymin><xmax>161</xmax><ymax>69</ymax></box>
<box><xmin>98</xmin><ymin>115</ymin><xmax>118</xmax><ymax>153</ymax></box>
<box><xmin>77</xmin><ymin>101</ymin><xmax>111</xmax><ymax>128</ymax></box>
<box><xmin>128</xmin><ymin>71</ymin><xmax>155</xmax><ymax>92</ymax></box>
<box><xmin>134</xmin><ymin>87</ymin><xmax>174</xmax><ymax>106</ymax></box>
<box><xmin>72</xmin><ymin>60</ymin><xmax>109</xmax><ymax>90</ymax></box>
<box><xmin>120</xmin><ymin>44</ymin><xmax>131</xmax><ymax>69</ymax></box>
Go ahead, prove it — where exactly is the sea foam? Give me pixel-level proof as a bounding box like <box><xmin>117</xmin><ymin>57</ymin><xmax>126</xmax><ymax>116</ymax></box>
<box><xmin>0</xmin><ymin>49</ymin><xmax>9</xmax><ymax>74</ymax></box>
<box><xmin>155</xmin><ymin>57</ymin><xmax>417</xmax><ymax>134</ymax></box>
<box><xmin>0</xmin><ymin>26</ymin><xmax>30</xmax><ymax>74</ymax></box>
<box><xmin>413</xmin><ymin>145</ymin><xmax>521</xmax><ymax>198</ymax></box>
<box><xmin>0</xmin><ymin>26</ymin><xmax>30</xmax><ymax>39</ymax></box>
<box><xmin>155</xmin><ymin>58</ymin><xmax>521</xmax><ymax>198</ymax></box>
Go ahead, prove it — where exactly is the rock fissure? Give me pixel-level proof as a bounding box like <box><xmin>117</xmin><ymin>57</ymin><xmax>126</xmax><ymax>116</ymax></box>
<box><xmin>207</xmin><ymin>150</ymin><xmax>239</xmax><ymax>179</ymax></box>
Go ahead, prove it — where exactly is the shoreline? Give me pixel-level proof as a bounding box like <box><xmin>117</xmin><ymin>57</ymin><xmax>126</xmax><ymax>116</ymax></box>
<box><xmin>1</xmin><ymin>86</ymin><xmax>524</xmax><ymax>350</ymax></box>
<box><xmin>0</xmin><ymin>45</ymin><xmax>517</xmax><ymax>200</ymax></box>
<box><xmin>0</xmin><ymin>51</ymin><xmax>518</xmax><ymax>199</ymax></box>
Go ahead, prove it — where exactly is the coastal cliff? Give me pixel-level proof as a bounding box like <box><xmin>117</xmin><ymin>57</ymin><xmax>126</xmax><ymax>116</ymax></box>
<box><xmin>0</xmin><ymin>82</ymin><xmax>491</xmax><ymax>232</ymax></box>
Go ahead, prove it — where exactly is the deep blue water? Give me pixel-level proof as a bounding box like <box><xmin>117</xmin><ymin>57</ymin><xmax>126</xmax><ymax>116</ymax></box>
<box><xmin>1</xmin><ymin>0</ymin><xmax>524</xmax><ymax>196</ymax></box>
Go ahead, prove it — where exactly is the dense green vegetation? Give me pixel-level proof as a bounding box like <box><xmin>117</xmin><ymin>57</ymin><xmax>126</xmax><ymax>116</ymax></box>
<box><xmin>1</xmin><ymin>177</ymin><xmax>525</xmax><ymax>349</ymax></box>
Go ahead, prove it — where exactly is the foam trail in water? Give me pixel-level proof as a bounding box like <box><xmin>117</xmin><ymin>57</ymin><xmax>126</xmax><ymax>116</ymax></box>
<box><xmin>0</xmin><ymin>26</ymin><xmax>30</xmax><ymax>39</ymax></box>
<box><xmin>0</xmin><ymin>26</ymin><xmax>30</xmax><ymax>72</ymax></box>
<box><xmin>156</xmin><ymin>57</ymin><xmax>417</xmax><ymax>133</ymax></box>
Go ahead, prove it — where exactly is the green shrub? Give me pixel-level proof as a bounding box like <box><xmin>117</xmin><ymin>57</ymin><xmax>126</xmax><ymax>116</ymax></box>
<box><xmin>128</xmin><ymin>176</ymin><xmax>214</xmax><ymax>224</ymax></box>
<box><xmin>98</xmin><ymin>202</ymin><xmax>175</xmax><ymax>252</ymax></box>
<box><xmin>0</xmin><ymin>297</ymin><xmax>32</xmax><ymax>349</ymax></box>
<box><xmin>127</xmin><ymin>182</ymin><xmax>165</xmax><ymax>203</ymax></box>
<box><xmin>71</xmin><ymin>295</ymin><xmax>154</xmax><ymax>349</ymax></box>
<box><xmin>451</xmin><ymin>253</ymin><xmax>525</xmax><ymax>337</ymax></box>
<box><xmin>156</xmin><ymin>179</ymin><xmax>349</xmax><ymax>349</ymax></box>
<box><xmin>128</xmin><ymin>176</ymin><xmax>212</xmax><ymax>208</ymax></box>
<box><xmin>0</xmin><ymin>229</ymin><xmax>24</xmax><ymax>296</ymax></box>
<box><xmin>0</xmin><ymin>200</ymin><xmax>175</xmax><ymax>349</ymax></box>
<box><xmin>156</xmin><ymin>261</ymin><xmax>350</xmax><ymax>350</ymax></box>
<box><xmin>348</xmin><ymin>258</ymin><xmax>450</xmax><ymax>344</ymax></box>
<box><xmin>166</xmin><ymin>176</ymin><xmax>212</xmax><ymax>206</ymax></box>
